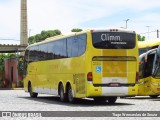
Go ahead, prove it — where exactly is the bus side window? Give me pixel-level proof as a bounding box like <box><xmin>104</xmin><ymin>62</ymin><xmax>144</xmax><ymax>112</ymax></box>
<box><xmin>78</xmin><ymin>34</ymin><xmax>87</xmax><ymax>56</ymax></box>
<box><xmin>72</xmin><ymin>37</ymin><xmax>79</xmax><ymax>57</ymax></box>
<box><xmin>39</xmin><ymin>44</ymin><xmax>48</xmax><ymax>61</ymax></box>
<box><xmin>48</xmin><ymin>43</ymin><xmax>55</xmax><ymax>60</ymax></box>
<box><xmin>67</xmin><ymin>37</ymin><xmax>73</xmax><ymax>57</ymax></box>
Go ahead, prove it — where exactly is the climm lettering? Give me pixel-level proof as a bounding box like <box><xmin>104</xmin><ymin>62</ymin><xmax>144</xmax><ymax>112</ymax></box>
<box><xmin>101</xmin><ymin>34</ymin><xmax>121</xmax><ymax>41</ymax></box>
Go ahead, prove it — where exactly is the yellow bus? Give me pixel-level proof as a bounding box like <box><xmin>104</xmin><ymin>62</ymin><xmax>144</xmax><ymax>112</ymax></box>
<box><xmin>23</xmin><ymin>29</ymin><xmax>139</xmax><ymax>103</ymax></box>
<box><xmin>138</xmin><ymin>40</ymin><xmax>160</xmax><ymax>98</ymax></box>
<box><xmin>138</xmin><ymin>39</ymin><xmax>160</xmax><ymax>55</ymax></box>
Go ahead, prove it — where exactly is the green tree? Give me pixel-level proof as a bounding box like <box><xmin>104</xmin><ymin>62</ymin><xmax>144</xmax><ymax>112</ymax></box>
<box><xmin>138</xmin><ymin>34</ymin><xmax>145</xmax><ymax>41</ymax></box>
<box><xmin>71</xmin><ymin>28</ymin><xmax>83</xmax><ymax>32</ymax></box>
<box><xmin>29</xmin><ymin>29</ymin><xmax>61</xmax><ymax>44</ymax></box>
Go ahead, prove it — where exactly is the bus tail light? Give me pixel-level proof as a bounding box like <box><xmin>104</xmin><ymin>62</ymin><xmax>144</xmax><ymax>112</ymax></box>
<box><xmin>136</xmin><ymin>72</ymin><xmax>139</xmax><ymax>82</ymax></box>
<box><xmin>87</xmin><ymin>72</ymin><xmax>93</xmax><ymax>82</ymax></box>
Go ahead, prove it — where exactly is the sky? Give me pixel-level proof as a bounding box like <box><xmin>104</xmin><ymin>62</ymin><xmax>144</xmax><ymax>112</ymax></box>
<box><xmin>0</xmin><ymin>0</ymin><xmax>160</xmax><ymax>44</ymax></box>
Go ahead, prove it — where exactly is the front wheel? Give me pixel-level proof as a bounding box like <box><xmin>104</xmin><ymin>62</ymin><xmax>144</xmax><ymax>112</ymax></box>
<box><xmin>107</xmin><ymin>97</ymin><xmax>117</xmax><ymax>104</ymax></box>
<box><xmin>28</xmin><ymin>83</ymin><xmax>38</xmax><ymax>98</ymax></box>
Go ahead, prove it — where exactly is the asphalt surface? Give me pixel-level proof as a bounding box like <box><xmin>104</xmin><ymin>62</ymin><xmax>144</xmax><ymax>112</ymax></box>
<box><xmin>0</xmin><ymin>90</ymin><xmax>159</xmax><ymax>120</ymax></box>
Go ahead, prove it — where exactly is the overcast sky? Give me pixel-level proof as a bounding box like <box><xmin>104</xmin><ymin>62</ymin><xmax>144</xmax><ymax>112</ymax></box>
<box><xmin>0</xmin><ymin>0</ymin><xmax>160</xmax><ymax>44</ymax></box>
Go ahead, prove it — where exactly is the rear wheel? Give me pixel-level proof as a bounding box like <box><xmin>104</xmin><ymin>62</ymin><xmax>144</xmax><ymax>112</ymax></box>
<box><xmin>107</xmin><ymin>97</ymin><xmax>117</xmax><ymax>104</ymax></box>
<box><xmin>59</xmin><ymin>84</ymin><xmax>67</xmax><ymax>102</ymax></box>
<box><xmin>93</xmin><ymin>97</ymin><xmax>107</xmax><ymax>103</ymax></box>
<box><xmin>28</xmin><ymin>83</ymin><xmax>38</xmax><ymax>98</ymax></box>
<box><xmin>67</xmin><ymin>85</ymin><xmax>76</xmax><ymax>103</ymax></box>
<box><xmin>149</xmin><ymin>95</ymin><xmax>159</xmax><ymax>98</ymax></box>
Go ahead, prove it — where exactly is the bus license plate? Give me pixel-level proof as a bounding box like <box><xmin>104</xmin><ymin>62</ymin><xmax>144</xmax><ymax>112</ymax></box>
<box><xmin>109</xmin><ymin>83</ymin><xmax>119</xmax><ymax>87</ymax></box>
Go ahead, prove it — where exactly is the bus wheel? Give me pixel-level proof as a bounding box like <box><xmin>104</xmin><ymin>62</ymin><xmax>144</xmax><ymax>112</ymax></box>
<box><xmin>107</xmin><ymin>97</ymin><xmax>117</xmax><ymax>104</ymax></box>
<box><xmin>28</xmin><ymin>83</ymin><xmax>38</xmax><ymax>98</ymax></box>
<box><xmin>149</xmin><ymin>95</ymin><xmax>159</xmax><ymax>98</ymax></box>
<box><xmin>59</xmin><ymin>84</ymin><xmax>67</xmax><ymax>102</ymax></box>
<box><xmin>93</xmin><ymin>97</ymin><xmax>107</xmax><ymax>103</ymax></box>
<box><xmin>67</xmin><ymin>85</ymin><xmax>75</xmax><ymax>103</ymax></box>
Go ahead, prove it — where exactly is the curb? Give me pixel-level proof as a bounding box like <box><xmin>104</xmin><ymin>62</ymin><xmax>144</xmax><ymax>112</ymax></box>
<box><xmin>0</xmin><ymin>88</ymin><xmax>24</xmax><ymax>90</ymax></box>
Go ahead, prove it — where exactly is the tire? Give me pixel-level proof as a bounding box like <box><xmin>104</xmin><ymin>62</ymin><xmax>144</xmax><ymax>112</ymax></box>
<box><xmin>28</xmin><ymin>83</ymin><xmax>38</xmax><ymax>98</ymax></box>
<box><xmin>59</xmin><ymin>84</ymin><xmax>67</xmax><ymax>102</ymax></box>
<box><xmin>67</xmin><ymin>85</ymin><xmax>75</xmax><ymax>103</ymax></box>
<box><xmin>93</xmin><ymin>97</ymin><xmax>107</xmax><ymax>103</ymax></box>
<box><xmin>107</xmin><ymin>97</ymin><xmax>117</xmax><ymax>104</ymax></box>
<box><xmin>149</xmin><ymin>95</ymin><xmax>159</xmax><ymax>98</ymax></box>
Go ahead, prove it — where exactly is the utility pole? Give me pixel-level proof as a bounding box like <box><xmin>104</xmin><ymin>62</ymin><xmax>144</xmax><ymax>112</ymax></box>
<box><xmin>20</xmin><ymin>0</ymin><xmax>28</xmax><ymax>46</ymax></box>
<box><xmin>146</xmin><ymin>26</ymin><xmax>150</xmax><ymax>40</ymax></box>
<box><xmin>124</xmin><ymin>19</ymin><xmax>129</xmax><ymax>29</ymax></box>
<box><xmin>157</xmin><ymin>29</ymin><xmax>159</xmax><ymax>38</ymax></box>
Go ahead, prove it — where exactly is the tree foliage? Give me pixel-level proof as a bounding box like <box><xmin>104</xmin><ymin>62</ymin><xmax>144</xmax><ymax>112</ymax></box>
<box><xmin>28</xmin><ymin>29</ymin><xmax>61</xmax><ymax>44</ymax></box>
<box><xmin>71</xmin><ymin>28</ymin><xmax>83</xmax><ymax>32</ymax></box>
<box><xmin>138</xmin><ymin>34</ymin><xmax>145</xmax><ymax>41</ymax></box>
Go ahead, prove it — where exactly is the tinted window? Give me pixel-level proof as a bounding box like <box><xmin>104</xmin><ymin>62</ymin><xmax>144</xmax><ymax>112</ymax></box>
<box><xmin>26</xmin><ymin>34</ymin><xmax>87</xmax><ymax>61</ymax></box>
<box><xmin>39</xmin><ymin>44</ymin><xmax>48</xmax><ymax>60</ymax></box>
<box><xmin>92</xmin><ymin>32</ymin><xmax>136</xmax><ymax>49</ymax></box>
<box><xmin>48</xmin><ymin>43</ymin><xmax>55</xmax><ymax>60</ymax></box>
<box><xmin>67</xmin><ymin>37</ymin><xmax>72</xmax><ymax>57</ymax></box>
<box><xmin>78</xmin><ymin>34</ymin><xmax>86</xmax><ymax>56</ymax></box>
<box><xmin>72</xmin><ymin>38</ymin><xmax>79</xmax><ymax>57</ymax></box>
<box><xmin>29</xmin><ymin>46</ymin><xmax>38</xmax><ymax>62</ymax></box>
<box><xmin>62</xmin><ymin>39</ymin><xmax>67</xmax><ymax>58</ymax></box>
<box><xmin>58</xmin><ymin>39</ymin><xmax>67</xmax><ymax>58</ymax></box>
<box><xmin>67</xmin><ymin>34</ymin><xmax>86</xmax><ymax>57</ymax></box>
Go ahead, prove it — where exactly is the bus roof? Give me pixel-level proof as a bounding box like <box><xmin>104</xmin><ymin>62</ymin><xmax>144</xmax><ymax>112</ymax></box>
<box><xmin>138</xmin><ymin>39</ymin><xmax>160</xmax><ymax>48</ymax></box>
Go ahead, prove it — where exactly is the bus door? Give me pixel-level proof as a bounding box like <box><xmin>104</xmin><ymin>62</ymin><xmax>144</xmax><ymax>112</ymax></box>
<box><xmin>138</xmin><ymin>56</ymin><xmax>145</xmax><ymax>95</ymax></box>
<box><xmin>143</xmin><ymin>51</ymin><xmax>156</xmax><ymax>94</ymax></box>
<box><xmin>151</xmin><ymin>47</ymin><xmax>160</xmax><ymax>93</ymax></box>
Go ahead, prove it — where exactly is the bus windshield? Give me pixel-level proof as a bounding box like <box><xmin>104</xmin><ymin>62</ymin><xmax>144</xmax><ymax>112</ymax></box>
<box><xmin>92</xmin><ymin>32</ymin><xmax>136</xmax><ymax>49</ymax></box>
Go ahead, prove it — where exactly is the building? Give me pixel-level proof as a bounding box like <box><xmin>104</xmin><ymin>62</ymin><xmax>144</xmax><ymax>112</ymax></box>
<box><xmin>4</xmin><ymin>57</ymin><xmax>23</xmax><ymax>88</ymax></box>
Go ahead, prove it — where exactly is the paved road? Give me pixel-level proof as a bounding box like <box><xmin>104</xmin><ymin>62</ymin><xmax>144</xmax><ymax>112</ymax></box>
<box><xmin>0</xmin><ymin>90</ymin><xmax>160</xmax><ymax>119</ymax></box>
